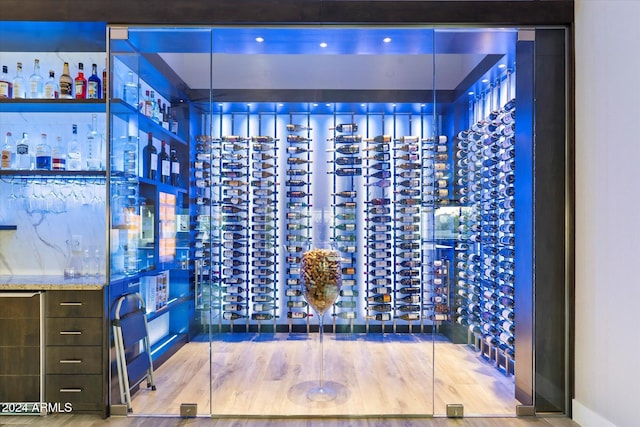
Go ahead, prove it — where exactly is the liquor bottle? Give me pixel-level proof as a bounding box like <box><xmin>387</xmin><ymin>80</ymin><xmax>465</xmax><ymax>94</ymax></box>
<box><xmin>74</xmin><ymin>62</ymin><xmax>87</xmax><ymax>99</ymax></box>
<box><xmin>142</xmin><ymin>133</ymin><xmax>158</xmax><ymax>180</ymax></box>
<box><xmin>43</xmin><ymin>70</ymin><xmax>59</xmax><ymax>99</ymax></box>
<box><xmin>159</xmin><ymin>141</ymin><xmax>170</xmax><ymax>184</ymax></box>
<box><xmin>87</xmin><ymin>63</ymin><xmax>101</xmax><ymax>99</ymax></box>
<box><xmin>0</xmin><ymin>65</ymin><xmax>12</xmax><ymax>98</ymax></box>
<box><xmin>1</xmin><ymin>132</ymin><xmax>16</xmax><ymax>169</ymax></box>
<box><xmin>12</xmin><ymin>62</ymin><xmax>26</xmax><ymax>98</ymax></box>
<box><xmin>85</xmin><ymin>114</ymin><xmax>102</xmax><ymax>170</ymax></box>
<box><xmin>28</xmin><ymin>59</ymin><xmax>44</xmax><ymax>98</ymax></box>
<box><xmin>60</xmin><ymin>62</ymin><xmax>73</xmax><ymax>99</ymax></box>
<box><xmin>123</xmin><ymin>71</ymin><xmax>139</xmax><ymax>107</ymax></box>
<box><xmin>51</xmin><ymin>136</ymin><xmax>66</xmax><ymax>171</ymax></box>
<box><xmin>150</xmin><ymin>91</ymin><xmax>161</xmax><ymax>123</ymax></box>
<box><xmin>330</xmin><ymin>123</ymin><xmax>358</xmax><ymax>133</ymax></box>
<box><xmin>35</xmin><ymin>133</ymin><xmax>52</xmax><ymax>170</ymax></box>
<box><xmin>142</xmin><ymin>90</ymin><xmax>152</xmax><ymax>117</ymax></box>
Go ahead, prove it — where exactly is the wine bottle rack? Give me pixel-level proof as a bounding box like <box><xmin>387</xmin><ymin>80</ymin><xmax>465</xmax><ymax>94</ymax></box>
<box><xmin>329</xmin><ymin>119</ymin><xmax>361</xmax><ymax>332</ymax></box>
<box><xmin>191</xmin><ymin>108</ymin><xmax>457</xmax><ymax>334</ymax></box>
<box><xmin>453</xmin><ymin>73</ymin><xmax>516</xmax><ymax>374</ymax></box>
<box><xmin>284</xmin><ymin>117</ymin><xmax>313</xmax><ymax>331</ymax></box>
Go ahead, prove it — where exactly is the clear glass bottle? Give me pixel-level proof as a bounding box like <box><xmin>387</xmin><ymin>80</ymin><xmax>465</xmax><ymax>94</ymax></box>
<box><xmin>59</xmin><ymin>62</ymin><xmax>73</xmax><ymax>99</ymax></box>
<box><xmin>143</xmin><ymin>90</ymin><xmax>152</xmax><ymax>117</ymax></box>
<box><xmin>51</xmin><ymin>136</ymin><xmax>67</xmax><ymax>171</ymax></box>
<box><xmin>1</xmin><ymin>132</ymin><xmax>16</xmax><ymax>169</ymax></box>
<box><xmin>122</xmin><ymin>71</ymin><xmax>138</xmax><ymax>107</ymax></box>
<box><xmin>35</xmin><ymin>133</ymin><xmax>52</xmax><ymax>170</ymax></box>
<box><xmin>15</xmin><ymin>132</ymin><xmax>31</xmax><ymax>170</ymax></box>
<box><xmin>122</xmin><ymin>135</ymin><xmax>138</xmax><ymax>177</ymax></box>
<box><xmin>44</xmin><ymin>69</ymin><xmax>59</xmax><ymax>99</ymax></box>
<box><xmin>12</xmin><ymin>62</ymin><xmax>26</xmax><ymax>99</ymax></box>
<box><xmin>74</xmin><ymin>62</ymin><xmax>87</xmax><ymax>99</ymax></box>
<box><xmin>0</xmin><ymin>65</ymin><xmax>13</xmax><ymax>98</ymax></box>
<box><xmin>87</xmin><ymin>63</ymin><xmax>101</xmax><ymax>99</ymax></box>
<box><xmin>85</xmin><ymin>114</ymin><xmax>102</xmax><ymax>170</ymax></box>
<box><xmin>67</xmin><ymin>124</ymin><xmax>82</xmax><ymax>171</ymax></box>
<box><xmin>150</xmin><ymin>91</ymin><xmax>161</xmax><ymax>123</ymax></box>
<box><xmin>28</xmin><ymin>58</ymin><xmax>44</xmax><ymax>99</ymax></box>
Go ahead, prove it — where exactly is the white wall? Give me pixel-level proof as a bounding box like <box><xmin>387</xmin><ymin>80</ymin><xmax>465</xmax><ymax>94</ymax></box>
<box><xmin>574</xmin><ymin>1</ymin><xmax>640</xmax><ymax>426</ymax></box>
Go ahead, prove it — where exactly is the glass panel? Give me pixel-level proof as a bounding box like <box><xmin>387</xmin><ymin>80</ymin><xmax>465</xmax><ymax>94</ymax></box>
<box><xmin>107</xmin><ymin>26</ymin><xmax>211</xmax><ymax>416</ymax></box>
<box><xmin>432</xmin><ymin>27</ymin><xmax>519</xmax><ymax>416</ymax></box>
<box><xmin>205</xmin><ymin>25</ymin><xmax>435</xmax><ymax>417</ymax></box>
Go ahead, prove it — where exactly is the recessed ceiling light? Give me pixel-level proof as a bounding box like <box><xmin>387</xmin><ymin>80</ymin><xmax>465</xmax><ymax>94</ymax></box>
<box><xmin>319</xmin><ymin>42</ymin><xmax>328</xmax><ymax>48</ymax></box>
<box><xmin>325</xmin><ymin>103</ymin><xmax>332</xmax><ymax>107</ymax></box>
<box><xmin>482</xmin><ymin>79</ymin><xmax>489</xmax><ymax>83</ymax></box>
<box><xmin>361</xmin><ymin>103</ymin><xmax>366</xmax><ymax>107</ymax></box>
<box><xmin>313</xmin><ymin>103</ymin><xmax>318</xmax><ymax>107</ymax></box>
<box><xmin>383</xmin><ymin>37</ymin><xmax>392</xmax><ymax>43</ymax></box>
<box><xmin>278</xmin><ymin>103</ymin><xmax>284</xmax><ymax>107</ymax></box>
<box><xmin>498</xmin><ymin>64</ymin><xmax>506</xmax><ymax>69</ymax></box>
<box><xmin>391</xmin><ymin>104</ymin><xmax>397</xmax><ymax>107</ymax></box>
<box><xmin>255</xmin><ymin>37</ymin><xmax>264</xmax><ymax>43</ymax></box>
<box><xmin>468</xmin><ymin>91</ymin><xmax>475</xmax><ymax>96</ymax></box>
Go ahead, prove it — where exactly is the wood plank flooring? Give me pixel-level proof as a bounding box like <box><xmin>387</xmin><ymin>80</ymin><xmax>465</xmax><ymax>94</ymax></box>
<box><xmin>128</xmin><ymin>333</ymin><xmax>518</xmax><ymax>417</ymax></box>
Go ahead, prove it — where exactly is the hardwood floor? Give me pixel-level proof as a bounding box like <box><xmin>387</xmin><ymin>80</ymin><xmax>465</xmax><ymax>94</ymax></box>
<box><xmin>2</xmin><ymin>333</ymin><xmax>574</xmax><ymax>426</ymax></box>
<box><xmin>129</xmin><ymin>333</ymin><xmax>518</xmax><ymax>417</ymax></box>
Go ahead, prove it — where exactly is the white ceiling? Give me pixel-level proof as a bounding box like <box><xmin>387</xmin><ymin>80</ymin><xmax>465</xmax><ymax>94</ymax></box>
<box><xmin>159</xmin><ymin>53</ymin><xmax>487</xmax><ymax>91</ymax></box>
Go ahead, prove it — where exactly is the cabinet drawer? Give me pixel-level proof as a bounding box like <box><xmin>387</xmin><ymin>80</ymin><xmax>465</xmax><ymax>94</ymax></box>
<box><xmin>46</xmin><ymin>374</ymin><xmax>102</xmax><ymax>411</ymax></box>
<box><xmin>46</xmin><ymin>290</ymin><xmax>102</xmax><ymax>318</ymax></box>
<box><xmin>46</xmin><ymin>346</ymin><xmax>102</xmax><ymax>375</ymax></box>
<box><xmin>46</xmin><ymin>318</ymin><xmax>102</xmax><ymax>346</ymax></box>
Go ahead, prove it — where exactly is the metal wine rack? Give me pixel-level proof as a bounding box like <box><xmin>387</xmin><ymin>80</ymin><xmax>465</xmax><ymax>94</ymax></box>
<box><xmin>329</xmin><ymin>118</ymin><xmax>361</xmax><ymax>332</ymax></box>
<box><xmin>284</xmin><ymin>116</ymin><xmax>313</xmax><ymax>331</ymax></box>
<box><xmin>453</xmin><ymin>70</ymin><xmax>516</xmax><ymax>375</ymax></box>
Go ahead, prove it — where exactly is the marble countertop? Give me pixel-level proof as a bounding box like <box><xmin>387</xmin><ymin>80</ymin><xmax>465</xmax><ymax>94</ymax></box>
<box><xmin>0</xmin><ymin>275</ymin><xmax>107</xmax><ymax>290</ymax></box>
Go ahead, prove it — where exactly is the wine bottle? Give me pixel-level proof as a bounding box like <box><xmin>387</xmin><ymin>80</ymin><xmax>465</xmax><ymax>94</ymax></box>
<box><xmin>396</xmin><ymin>304</ymin><xmax>420</xmax><ymax>313</ymax></box>
<box><xmin>366</xmin><ymin>294</ymin><xmax>391</xmax><ymax>303</ymax></box>
<box><xmin>286</xmin><ymin>168</ymin><xmax>309</xmax><ymax>176</ymax></box>
<box><xmin>367</xmin><ymin>233</ymin><xmax>391</xmax><ymax>242</ymax></box>
<box><xmin>252</xmin><ymin>313</ymin><xmax>275</xmax><ymax>321</ymax></box>
<box><xmin>286</xmin><ymin>146</ymin><xmax>311</xmax><ymax>154</ymax></box>
<box><xmin>288</xmin><ymin>311</ymin><xmax>311</xmax><ymax>319</ymax></box>
<box><xmin>364</xmin><ymin>179</ymin><xmax>391</xmax><ymax>188</ymax></box>
<box><xmin>330</xmin><ymin>123</ymin><xmax>358</xmax><ymax>133</ymax></box>
<box><xmin>142</xmin><ymin>133</ymin><xmax>157</xmax><ymax>180</ymax></box>
<box><xmin>368</xmin><ymin>304</ymin><xmax>392</xmax><ymax>312</ymax></box>
<box><xmin>365</xmin><ymin>152</ymin><xmax>391</xmax><ymax>162</ymax></box>
<box><xmin>369</xmin><ymin>251</ymin><xmax>392</xmax><ymax>259</ymax></box>
<box><xmin>158</xmin><ymin>140</ymin><xmax>170</xmax><ymax>184</ymax></box>
<box><xmin>399</xmin><ymin>295</ymin><xmax>420</xmax><ymax>304</ymax></box>
<box><xmin>287</xmin><ymin>157</ymin><xmax>311</xmax><ymax>165</ymax></box>
<box><xmin>333</xmin><ymin>311</ymin><xmax>357</xmax><ymax>319</ymax></box>
<box><xmin>366</xmin><ymin>313</ymin><xmax>392</xmax><ymax>321</ymax></box>
<box><xmin>328</xmin><ymin>156</ymin><xmax>363</xmax><ymax>166</ymax></box>
<box><xmin>367</xmin><ymin>170</ymin><xmax>391</xmax><ymax>179</ymax></box>
<box><xmin>335</xmin><ymin>300</ymin><xmax>357</xmax><ymax>309</ymax></box>
<box><xmin>397</xmin><ymin>313</ymin><xmax>420</xmax><ymax>321</ymax></box>
<box><xmin>333</xmin><ymin>223</ymin><xmax>356</xmax><ymax>231</ymax></box>
<box><xmin>330</xmin><ymin>134</ymin><xmax>363</xmax><ymax>143</ymax></box>
<box><xmin>332</xmin><ymin>190</ymin><xmax>357</xmax><ymax>198</ymax></box>
<box><xmin>362</xmin><ymin>143</ymin><xmax>389</xmax><ymax>153</ymax></box>
<box><xmin>251</xmin><ymin>136</ymin><xmax>276</xmax><ymax>143</ymax></box>
<box><xmin>284</xmin><ymin>134</ymin><xmax>310</xmax><ymax>144</ymax></box>
<box><xmin>326</xmin><ymin>145</ymin><xmax>359</xmax><ymax>155</ymax></box>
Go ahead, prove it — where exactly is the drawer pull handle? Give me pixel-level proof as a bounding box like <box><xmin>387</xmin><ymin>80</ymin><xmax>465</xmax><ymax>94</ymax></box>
<box><xmin>59</xmin><ymin>331</ymin><xmax>82</xmax><ymax>335</ymax></box>
<box><xmin>59</xmin><ymin>359</ymin><xmax>82</xmax><ymax>364</ymax></box>
<box><xmin>59</xmin><ymin>388</ymin><xmax>82</xmax><ymax>393</ymax></box>
<box><xmin>59</xmin><ymin>302</ymin><xmax>83</xmax><ymax>306</ymax></box>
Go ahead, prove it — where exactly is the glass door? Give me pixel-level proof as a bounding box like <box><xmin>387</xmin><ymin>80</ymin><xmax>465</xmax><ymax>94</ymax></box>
<box><xmin>432</xmin><ymin>27</ymin><xmax>519</xmax><ymax>417</ymax></box>
<box><xmin>107</xmin><ymin>25</ymin><xmax>211</xmax><ymax>416</ymax></box>
<box><xmin>205</xmin><ymin>25</ymin><xmax>436</xmax><ymax>417</ymax></box>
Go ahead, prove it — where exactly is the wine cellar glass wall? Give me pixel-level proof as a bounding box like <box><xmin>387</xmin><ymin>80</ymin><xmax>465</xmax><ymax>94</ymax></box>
<box><xmin>189</xmin><ymin>72</ymin><xmax>517</xmax><ymax>380</ymax></box>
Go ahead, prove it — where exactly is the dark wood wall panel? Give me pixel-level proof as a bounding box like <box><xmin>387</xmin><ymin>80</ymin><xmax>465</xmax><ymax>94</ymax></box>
<box><xmin>2</xmin><ymin>1</ymin><xmax>573</xmax><ymax>25</ymax></box>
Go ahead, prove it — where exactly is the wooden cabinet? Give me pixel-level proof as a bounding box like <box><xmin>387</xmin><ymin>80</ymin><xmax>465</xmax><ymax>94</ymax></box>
<box><xmin>44</xmin><ymin>289</ymin><xmax>106</xmax><ymax>415</ymax></box>
<box><xmin>0</xmin><ymin>292</ymin><xmax>41</xmax><ymax>405</ymax></box>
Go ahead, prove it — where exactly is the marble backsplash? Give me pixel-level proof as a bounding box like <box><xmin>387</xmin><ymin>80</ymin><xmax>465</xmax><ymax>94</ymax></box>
<box><xmin>0</xmin><ymin>180</ymin><xmax>107</xmax><ymax>276</ymax></box>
